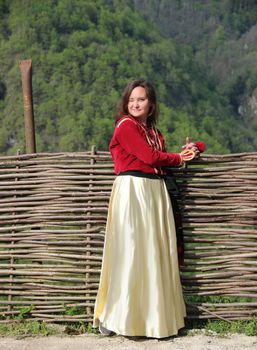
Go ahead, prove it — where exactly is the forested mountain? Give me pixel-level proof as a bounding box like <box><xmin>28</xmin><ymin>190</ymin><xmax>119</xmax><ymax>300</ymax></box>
<box><xmin>134</xmin><ymin>0</ymin><xmax>257</xmax><ymax>146</ymax></box>
<box><xmin>0</xmin><ymin>0</ymin><xmax>256</xmax><ymax>155</ymax></box>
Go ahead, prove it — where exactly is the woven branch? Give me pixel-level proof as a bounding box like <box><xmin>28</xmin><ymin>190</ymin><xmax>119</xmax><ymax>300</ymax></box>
<box><xmin>0</xmin><ymin>151</ymin><xmax>257</xmax><ymax>322</ymax></box>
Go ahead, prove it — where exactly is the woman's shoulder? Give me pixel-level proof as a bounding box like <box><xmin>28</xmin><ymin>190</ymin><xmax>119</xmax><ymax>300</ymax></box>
<box><xmin>115</xmin><ymin>115</ymin><xmax>137</xmax><ymax>129</ymax></box>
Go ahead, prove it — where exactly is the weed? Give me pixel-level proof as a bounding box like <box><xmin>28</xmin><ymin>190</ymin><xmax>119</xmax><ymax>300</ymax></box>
<box><xmin>0</xmin><ymin>321</ymin><xmax>60</xmax><ymax>339</ymax></box>
<box><xmin>206</xmin><ymin>319</ymin><xmax>257</xmax><ymax>337</ymax></box>
<box><xmin>13</xmin><ymin>305</ymin><xmax>35</xmax><ymax>321</ymax></box>
<box><xmin>64</xmin><ymin>321</ymin><xmax>98</xmax><ymax>335</ymax></box>
<box><xmin>185</xmin><ymin>317</ymin><xmax>257</xmax><ymax>337</ymax></box>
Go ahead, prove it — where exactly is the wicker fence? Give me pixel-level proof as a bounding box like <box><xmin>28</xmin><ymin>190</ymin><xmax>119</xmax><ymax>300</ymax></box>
<box><xmin>0</xmin><ymin>150</ymin><xmax>256</xmax><ymax>323</ymax></box>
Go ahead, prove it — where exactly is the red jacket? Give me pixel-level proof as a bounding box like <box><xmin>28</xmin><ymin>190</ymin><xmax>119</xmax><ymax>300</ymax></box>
<box><xmin>109</xmin><ymin>116</ymin><xmax>182</xmax><ymax>175</ymax></box>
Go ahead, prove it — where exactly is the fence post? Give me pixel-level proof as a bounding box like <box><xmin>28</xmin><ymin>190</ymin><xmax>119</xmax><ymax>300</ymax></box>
<box><xmin>19</xmin><ymin>59</ymin><xmax>36</xmax><ymax>153</ymax></box>
<box><xmin>85</xmin><ymin>145</ymin><xmax>96</xmax><ymax>320</ymax></box>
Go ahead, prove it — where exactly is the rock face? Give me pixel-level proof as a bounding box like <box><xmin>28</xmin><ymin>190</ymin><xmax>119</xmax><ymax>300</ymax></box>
<box><xmin>239</xmin><ymin>88</ymin><xmax>257</xmax><ymax>121</ymax></box>
<box><xmin>0</xmin><ymin>81</ymin><xmax>6</xmax><ymax>100</ymax></box>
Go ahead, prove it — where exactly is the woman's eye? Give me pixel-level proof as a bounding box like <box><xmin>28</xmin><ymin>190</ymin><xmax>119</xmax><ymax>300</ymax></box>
<box><xmin>129</xmin><ymin>98</ymin><xmax>146</xmax><ymax>102</ymax></box>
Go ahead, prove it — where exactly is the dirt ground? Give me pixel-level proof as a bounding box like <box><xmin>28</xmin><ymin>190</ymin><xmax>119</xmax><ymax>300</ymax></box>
<box><xmin>0</xmin><ymin>333</ymin><xmax>257</xmax><ymax>350</ymax></box>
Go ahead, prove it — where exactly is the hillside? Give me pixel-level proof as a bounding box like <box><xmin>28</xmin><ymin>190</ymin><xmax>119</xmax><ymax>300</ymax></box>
<box><xmin>133</xmin><ymin>0</ymin><xmax>257</xmax><ymax>146</ymax></box>
<box><xmin>0</xmin><ymin>0</ymin><xmax>256</xmax><ymax>155</ymax></box>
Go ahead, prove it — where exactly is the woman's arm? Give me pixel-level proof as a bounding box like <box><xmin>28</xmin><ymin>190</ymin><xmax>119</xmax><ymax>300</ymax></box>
<box><xmin>114</xmin><ymin>119</ymin><xmax>182</xmax><ymax>167</ymax></box>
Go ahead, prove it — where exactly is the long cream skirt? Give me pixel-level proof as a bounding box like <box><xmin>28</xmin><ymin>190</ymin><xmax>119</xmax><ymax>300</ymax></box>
<box><xmin>93</xmin><ymin>175</ymin><xmax>186</xmax><ymax>338</ymax></box>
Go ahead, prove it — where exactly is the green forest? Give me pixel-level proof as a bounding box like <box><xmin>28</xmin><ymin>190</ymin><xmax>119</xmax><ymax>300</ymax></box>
<box><xmin>0</xmin><ymin>0</ymin><xmax>257</xmax><ymax>155</ymax></box>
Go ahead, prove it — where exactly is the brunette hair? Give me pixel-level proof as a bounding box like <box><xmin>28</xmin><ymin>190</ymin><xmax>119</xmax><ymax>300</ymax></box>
<box><xmin>115</xmin><ymin>79</ymin><xmax>159</xmax><ymax>126</ymax></box>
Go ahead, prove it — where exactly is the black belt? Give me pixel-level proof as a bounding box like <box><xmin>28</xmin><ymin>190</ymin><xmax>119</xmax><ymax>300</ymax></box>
<box><xmin>118</xmin><ymin>170</ymin><xmax>163</xmax><ymax>179</ymax></box>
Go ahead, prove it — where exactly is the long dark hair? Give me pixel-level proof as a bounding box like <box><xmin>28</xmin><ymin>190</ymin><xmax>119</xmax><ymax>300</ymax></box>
<box><xmin>115</xmin><ymin>79</ymin><xmax>159</xmax><ymax>126</ymax></box>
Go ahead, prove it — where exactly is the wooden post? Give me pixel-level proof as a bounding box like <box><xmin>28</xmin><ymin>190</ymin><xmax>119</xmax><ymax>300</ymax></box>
<box><xmin>85</xmin><ymin>145</ymin><xmax>96</xmax><ymax>319</ymax></box>
<box><xmin>19</xmin><ymin>59</ymin><xmax>36</xmax><ymax>153</ymax></box>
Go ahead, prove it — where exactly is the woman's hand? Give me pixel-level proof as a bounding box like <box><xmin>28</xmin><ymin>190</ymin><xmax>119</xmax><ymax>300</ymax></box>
<box><xmin>180</xmin><ymin>148</ymin><xmax>197</xmax><ymax>162</ymax></box>
<box><xmin>181</xmin><ymin>137</ymin><xmax>200</xmax><ymax>158</ymax></box>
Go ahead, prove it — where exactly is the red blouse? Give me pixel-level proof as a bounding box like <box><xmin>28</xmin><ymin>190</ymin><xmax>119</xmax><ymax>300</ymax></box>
<box><xmin>109</xmin><ymin>115</ymin><xmax>182</xmax><ymax>175</ymax></box>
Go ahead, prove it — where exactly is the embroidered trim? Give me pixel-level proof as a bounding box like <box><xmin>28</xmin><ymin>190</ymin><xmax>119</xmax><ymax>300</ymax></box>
<box><xmin>116</xmin><ymin>117</ymin><xmax>137</xmax><ymax>128</ymax></box>
<box><xmin>136</xmin><ymin>123</ymin><xmax>163</xmax><ymax>152</ymax></box>
<box><xmin>134</xmin><ymin>121</ymin><xmax>164</xmax><ymax>174</ymax></box>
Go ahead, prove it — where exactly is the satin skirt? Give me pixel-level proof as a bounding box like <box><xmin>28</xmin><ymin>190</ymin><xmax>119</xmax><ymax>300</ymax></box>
<box><xmin>93</xmin><ymin>175</ymin><xmax>186</xmax><ymax>338</ymax></box>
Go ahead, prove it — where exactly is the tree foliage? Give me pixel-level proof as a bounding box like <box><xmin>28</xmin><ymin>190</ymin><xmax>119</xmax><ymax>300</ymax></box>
<box><xmin>134</xmin><ymin>0</ymin><xmax>257</xmax><ymax>152</ymax></box>
<box><xmin>0</xmin><ymin>0</ymin><xmax>256</xmax><ymax>155</ymax></box>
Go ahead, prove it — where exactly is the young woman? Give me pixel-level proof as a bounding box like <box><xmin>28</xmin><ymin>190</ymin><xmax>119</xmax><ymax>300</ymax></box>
<box><xmin>93</xmin><ymin>79</ymin><xmax>202</xmax><ymax>338</ymax></box>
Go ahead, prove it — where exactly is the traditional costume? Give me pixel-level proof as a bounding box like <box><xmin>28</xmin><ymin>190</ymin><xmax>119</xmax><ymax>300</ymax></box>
<box><xmin>93</xmin><ymin>115</ymin><xmax>186</xmax><ymax>338</ymax></box>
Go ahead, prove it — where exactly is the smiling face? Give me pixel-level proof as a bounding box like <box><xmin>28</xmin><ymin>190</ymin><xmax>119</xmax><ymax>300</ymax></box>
<box><xmin>127</xmin><ymin>86</ymin><xmax>151</xmax><ymax>123</ymax></box>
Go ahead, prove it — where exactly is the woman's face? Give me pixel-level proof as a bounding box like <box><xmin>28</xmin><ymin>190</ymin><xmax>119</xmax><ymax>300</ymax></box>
<box><xmin>127</xmin><ymin>86</ymin><xmax>150</xmax><ymax>123</ymax></box>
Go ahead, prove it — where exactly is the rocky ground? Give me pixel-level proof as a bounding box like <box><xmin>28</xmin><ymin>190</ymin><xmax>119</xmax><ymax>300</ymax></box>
<box><xmin>0</xmin><ymin>332</ymin><xmax>257</xmax><ymax>350</ymax></box>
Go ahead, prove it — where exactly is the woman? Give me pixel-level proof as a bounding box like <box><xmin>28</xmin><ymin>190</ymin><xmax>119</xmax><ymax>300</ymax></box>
<box><xmin>93</xmin><ymin>79</ymin><xmax>201</xmax><ymax>338</ymax></box>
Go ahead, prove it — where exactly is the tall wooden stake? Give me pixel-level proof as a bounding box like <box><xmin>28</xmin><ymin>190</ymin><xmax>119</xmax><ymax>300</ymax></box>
<box><xmin>19</xmin><ymin>59</ymin><xmax>36</xmax><ymax>153</ymax></box>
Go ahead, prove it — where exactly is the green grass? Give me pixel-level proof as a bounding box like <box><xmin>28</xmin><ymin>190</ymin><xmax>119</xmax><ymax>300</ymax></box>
<box><xmin>0</xmin><ymin>305</ymin><xmax>98</xmax><ymax>338</ymax></box>
<box><xmin>205</xmin><ymin>319</ymin><xmax>257</xmax><ymax>337</ymax></box>
<box><xmin>64</xmin><ymin>322</ymin><xmax>98</xmax><ymax>335</ymax></box>
<box><xmin>0</xmin><ymin>298</ymin><xmax>256</xmax><ymax>338</ymax></box>
<box><xmin>185</xmin><ymin>318</ymin><xmax>257</xmax><ymax>337</ymax></box>
<box><xmin>0</xmin><ymin>321</ymin><xmax>60</xmax><ymax>338</ymax></box>
<box><xmin>0</xmin><ymin>320</ymin><xmax>100</xmax><ymax>338</ymax></box>
<box><xmin>0</xmin><ymin>318</ymin><xmax>256</xmax><ymax>338</ymax></box>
